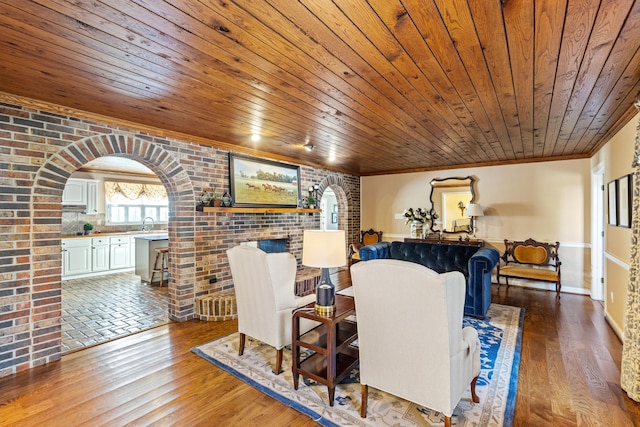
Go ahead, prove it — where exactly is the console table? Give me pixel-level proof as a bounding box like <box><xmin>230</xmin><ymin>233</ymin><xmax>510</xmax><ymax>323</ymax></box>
<box><xmin>291</xmin><ymin>294</ymin><xmax>358</xmax><ymax>406</ymax></box>
<box><xmin>404</xmin><ymin>237</ymin><xmax>485</xmax><ymax>247</ymax></box>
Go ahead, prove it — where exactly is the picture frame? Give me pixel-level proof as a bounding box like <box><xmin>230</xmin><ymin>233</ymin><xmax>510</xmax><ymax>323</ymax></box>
<box><xmin>229</xmin><ymin>154</ymin><xmax>300</xmax><ymax>207</ymax></box>
<box><xmin>331</xmin><ymin>212</ymin><xmax>338</xmax><ymax>223</ymax></box>
<box><xmin>608</xmin><ymin>180</ymin><xmax>618</xmax><ymax>226</ymax></box>
<box><xmin>617</xmin><ymin>174</ymin><xmax>632</xmax><ymax>228</ymax></box>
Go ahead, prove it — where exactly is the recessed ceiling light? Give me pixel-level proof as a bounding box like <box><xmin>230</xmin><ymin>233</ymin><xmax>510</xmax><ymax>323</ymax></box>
<box><xmin>251</xmin><ymin>134</ymin><xmax>260</xmax><ymax>142</ymax></box>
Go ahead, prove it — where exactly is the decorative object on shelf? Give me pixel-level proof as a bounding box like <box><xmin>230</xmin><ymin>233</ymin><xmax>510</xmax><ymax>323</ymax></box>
<box><xmin>221</xmin><ymin>191</ymin><xmax>232</xmax><ymax>207</ymax></box>
<box><xmin>210</xmin><ymin>190</ymin><xmax>222</xmax><ymax>207</ymax></box>
<box><xmin>466</xmin><ymin>203</ymin><xmax>484</xmax><ymax>237</ymax></box>
<box><xmin>307</xmin><ymin>194</ymin><xmax>317</xmax><ymax>209</ymax></box>
<box><xmin>302</xmin><ymin>230</ymin><xmax>346</xmax><ymax>316</ymax></box>
<box><xmin>307</xmin><ymin>184</ymin><xmax>319</xmax><ymax>208</ymax></box>
<box><xmin>229</xmin><ymin>153</ymin><xmax>300</xmax><ymax>208</ymax></box>
<box><xmin>83</xmin><ymin>223</ymin><xmax>94</xmax><ymax>235</ymax></box>
<box><xmin>200</xmin><ymin>189</ymin><xmax>212</xmax><ymax>206</ymax></box>
<box><xmin>403</xmin><ymin>207</ymin><xmax>438</xmax><ymax>238</ymax></box>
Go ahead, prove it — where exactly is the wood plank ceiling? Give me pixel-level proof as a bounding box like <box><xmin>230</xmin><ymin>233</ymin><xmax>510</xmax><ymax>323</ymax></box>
<box><xmin>0</xmin><ymin>0</ymin><xmax>639</xmax><ymax>175</ymax></box>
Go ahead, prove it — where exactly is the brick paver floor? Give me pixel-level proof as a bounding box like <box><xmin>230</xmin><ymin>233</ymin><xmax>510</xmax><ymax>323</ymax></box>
<box><xmin>62</xmin><ymin>272</ymin><xmax>170</xmax><ymax>353</ymax></box>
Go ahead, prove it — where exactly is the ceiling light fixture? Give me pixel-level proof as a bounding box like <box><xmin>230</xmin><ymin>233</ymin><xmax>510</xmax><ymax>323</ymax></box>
<box><xmin>304</xmin><ymin>143</ymin><xmax>315</xmax><ymax>151</ymax></box>
<box><xmin>251</xmin><ymin>134</ymin><xmax>260</xmax><ymax>142</ymax></box>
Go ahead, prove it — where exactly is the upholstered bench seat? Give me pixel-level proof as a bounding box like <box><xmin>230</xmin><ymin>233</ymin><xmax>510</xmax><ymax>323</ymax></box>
<box><xmin>498</xmin><ymin>265</ymin><xmax>559</xmax><ymax>282</ymax></box>
<box><xmin>497</xmin><ymin>238</ymin><xmax>561</xmax><ymax>296</ymax></box>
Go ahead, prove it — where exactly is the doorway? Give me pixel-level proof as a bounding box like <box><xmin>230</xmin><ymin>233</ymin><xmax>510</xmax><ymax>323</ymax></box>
<box><xmin>321</xmin><ymin>187</ymin><xmax>338</xmax><ymax>231</ymax></box>
<box><xmin>61</xmin><ymin>156</ymin><xmax>171</xmax><ymax>352</ymax></box>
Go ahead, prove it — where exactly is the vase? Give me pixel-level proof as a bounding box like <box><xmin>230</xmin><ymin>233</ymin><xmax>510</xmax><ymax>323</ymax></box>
<box><xmin>410</xmin><ymin>222</ymin><xmax>423</xmax><ymax>238</ymax></box>
<box><xmin>222</xmin><ymin>191</ymin><xmax>232</xmax><ymax>207</ymax></box>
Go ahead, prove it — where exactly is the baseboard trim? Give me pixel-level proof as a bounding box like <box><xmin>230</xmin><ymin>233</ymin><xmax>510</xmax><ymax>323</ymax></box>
<box><xmin>493</xmin><ymin>279</ymin><xmax>590</xmax><ymax>296</ymax></box>
<box><xmin>604</xmin><ymin>311</ymin><xmax>624</xmax><ymax>343</ymax></box>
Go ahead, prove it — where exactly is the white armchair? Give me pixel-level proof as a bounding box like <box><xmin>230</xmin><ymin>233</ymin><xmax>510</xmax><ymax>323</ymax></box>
<box><xmin>350</xmin><ymin>259</ymin><xmax>480</xmax><ymax>426</ymax></box>
<box><xmin>226</xmin><ymin>246</ymin><xmax>316</xmax><ymax>374</ymax></box>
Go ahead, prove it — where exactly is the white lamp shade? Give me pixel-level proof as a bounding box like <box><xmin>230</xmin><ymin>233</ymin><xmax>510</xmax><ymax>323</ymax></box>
<box><xmin>302</xmin><ymin>230</ymin><xmax>346</xmax><ymax>268</ymax></box>
<box><xmin>466</xmin><ymin>203</ymin><xmax>484</xmax><ymax>217</ymax></box>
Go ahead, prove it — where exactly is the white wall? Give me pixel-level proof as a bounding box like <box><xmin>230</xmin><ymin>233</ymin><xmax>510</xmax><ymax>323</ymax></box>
<box><xmin>591</xmin><ymin>112</ymin><xmax>638</xmax><ymax>337</ymax></box>
<box><xmin>361</xmin><ymin>158</ymin><xmax>591</xmax><ymax>294</ymax></box>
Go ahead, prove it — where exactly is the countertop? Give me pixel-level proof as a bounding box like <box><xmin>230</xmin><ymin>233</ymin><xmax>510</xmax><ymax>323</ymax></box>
<box><xmin>133</xmin><ymin>234</ymin><xmax>169</xmax><ymax>241</ymax></box>
<box><xmin>62</xmin><ymin>230</ymin><xmax>168</xmax><ymax>239</ymax></box>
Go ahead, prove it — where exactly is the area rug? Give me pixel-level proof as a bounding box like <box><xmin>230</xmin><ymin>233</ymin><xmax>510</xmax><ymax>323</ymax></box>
<box><xmin>192</xmin><ymin>303</ymin><xmax>523</xmax><ymax>427</ymax></box>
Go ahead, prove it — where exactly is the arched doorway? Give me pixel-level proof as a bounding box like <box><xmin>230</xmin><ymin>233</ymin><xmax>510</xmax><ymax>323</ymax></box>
<box><xmin>61</xmin><ymin>156</ymin><xmax>172</xmax><ymax>352</ymax></box>
<box><xmin>315</xmin><ymin>176</ymin><xmax>357</xmax><ymax>270</ymax></box>
<box><xmin>320</xmin><ymin>187</ymin><xmax>338</xmax><ymax>231</ymax></box>
<box><xmin>32</xmin><ymin>133</ymin><xmax>197</xmax><ymax>359</ymax></box>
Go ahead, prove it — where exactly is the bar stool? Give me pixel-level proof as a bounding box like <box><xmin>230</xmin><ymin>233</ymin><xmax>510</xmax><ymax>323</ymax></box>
<box><xmin>150</xmin><ymin>247</ymin><xmax>169</xmax><ymax>286</ymax></box>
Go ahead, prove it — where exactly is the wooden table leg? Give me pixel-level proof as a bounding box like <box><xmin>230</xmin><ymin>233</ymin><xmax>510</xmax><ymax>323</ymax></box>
<box><xmin>327</xmin><ymin>320</ymin><xmax>336</xmax><ymax>406</ymax></box>
<box><xmin>292</xmin><ymin>312</ymin><xmax>300</xmax><ymax>390</ymax></box>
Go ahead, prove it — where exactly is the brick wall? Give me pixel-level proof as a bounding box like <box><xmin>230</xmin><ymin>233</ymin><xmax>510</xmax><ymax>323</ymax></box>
<box><xmin>0</xmin><ymin>102</ymin><xmax>360</xmax><ymax>378</ymax></box>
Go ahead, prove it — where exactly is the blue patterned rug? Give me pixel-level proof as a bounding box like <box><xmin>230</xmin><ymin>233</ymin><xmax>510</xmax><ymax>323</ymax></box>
<box><xmin>192</xmin><ymin>303</ymin><xmax>523</xmax><ymax>426</ymax></box>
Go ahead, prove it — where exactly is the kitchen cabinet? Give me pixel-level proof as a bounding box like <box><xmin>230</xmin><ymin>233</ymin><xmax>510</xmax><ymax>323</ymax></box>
<box><xmin>91</xmin><ymin>237</ymin><xmax>110</xmax><ymax>272</ymax></box>
<box><xmin>62</xmin><ymin>178</ymin><xmax>99</xmax><ymax>213</ymax></box>
<box><xmin>86</xmin><ymin>180</ymin><xmax>98</xmax><ymax>214</ymax></box>
<box><xmin>62</xmin><ymin>238</ymin><xmax>92</xmax><ymax>277</ymax></box>
<box><xmin>62</xmin><ymin>179</ymin><xmax>87</xmax><ymax>205</ymax></box>
<box><xmin>109</xmin><ymin>236</ymin><xmax>130</xmax><ymax>270</ymax></box>
<box><xmin>63</xmin><ymin>234</ymin><xmax>137</xmax><ymax>279</ymax></box>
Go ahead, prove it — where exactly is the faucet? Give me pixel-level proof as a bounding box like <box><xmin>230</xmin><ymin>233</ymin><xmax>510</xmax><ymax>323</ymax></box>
<box><xmin>142</xmin><ymin>217</ymin><xmax>155</xmax><ymax>232</ymax></box>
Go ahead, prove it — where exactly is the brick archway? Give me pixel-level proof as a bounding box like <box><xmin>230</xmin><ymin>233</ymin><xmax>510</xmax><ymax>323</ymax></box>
<box><xmin>33</xmin><ymin>134</ymin><xmax>197</xmax><ymax>336</ymax></box>
<box><xmin>316</xmin><ymin>175</ymin><xmax>359</xmax><ymax>255</ymax></box>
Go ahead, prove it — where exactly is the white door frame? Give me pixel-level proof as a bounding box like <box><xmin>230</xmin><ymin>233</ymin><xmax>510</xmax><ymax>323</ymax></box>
<box><xmin>591</xmin><ymin>165</ymin><xmax>605</xmax><ymax>301</ymax></box>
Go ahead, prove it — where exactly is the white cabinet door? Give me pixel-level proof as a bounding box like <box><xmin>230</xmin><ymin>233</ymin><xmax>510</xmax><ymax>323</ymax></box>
<box><xmin>91</xmin><ymin>237</ymin><xmax>109</xmax><ymax>272</ymax></box>
<box><xmin>110</xmin><ymin>236</ymin><xmax>130</xmax><ymax>270</ymax></box>
<box><xmin>62</xmin><ymin>239</ymin><xmax>91</xmax><ymax>277</ymax></box>
<box><xmin>86</xmin><ymin>180</ymin><xmax>99</xmax><ymax>214</ymax></box>
<box><xmin>62</xmin><ymin>179</ymin><xmax>87</xmax><ymax>205</ymax></box>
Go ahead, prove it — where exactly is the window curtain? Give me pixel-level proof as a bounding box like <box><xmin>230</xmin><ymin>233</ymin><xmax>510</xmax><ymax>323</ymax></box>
<box><xmin>621</xmin><ymin>93</ymin><xmax>640</xmax><ymax>401</ymax></box>
<box><xmin>104</xmin><ymin>181</ymin><xmax>167</xmax><ymax>202</ymax></box>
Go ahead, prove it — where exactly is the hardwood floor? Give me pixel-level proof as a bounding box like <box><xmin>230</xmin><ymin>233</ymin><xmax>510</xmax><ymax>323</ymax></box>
<box><xmin>1</xmin><ymin>272</ymin><xmax>639</xmax><ymax>427</ymax></box>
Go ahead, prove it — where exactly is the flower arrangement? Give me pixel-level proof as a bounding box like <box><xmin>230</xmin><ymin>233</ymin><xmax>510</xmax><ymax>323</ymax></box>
<box><xmin>403</xmin><ymin>208</ymin><xmax>438</xmax><ymax>225</ymax></box>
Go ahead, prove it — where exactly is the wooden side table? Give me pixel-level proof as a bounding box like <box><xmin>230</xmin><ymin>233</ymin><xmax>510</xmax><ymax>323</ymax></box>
<box><xmin>291</xmin><ymin>294</ymin><xmax>358</xmax><ymax>406</ymax></box>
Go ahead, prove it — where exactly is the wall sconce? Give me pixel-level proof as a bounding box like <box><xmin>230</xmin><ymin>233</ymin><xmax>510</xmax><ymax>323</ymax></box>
<box><xmin>308</xmin><ymin>184</ymin><xmax>319</xmax><ymax>198</ymax></box>
<box><xmin>466</xmin><ymin>203</ymin><xmax>484</xmax><ymax>238</ymax></box>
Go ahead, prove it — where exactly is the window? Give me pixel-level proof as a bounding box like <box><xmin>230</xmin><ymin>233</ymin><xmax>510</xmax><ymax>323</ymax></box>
<box><xmin>105</xmin><ymin>181</ymin><xmax>168</xmax><ymax>225</ymax></box>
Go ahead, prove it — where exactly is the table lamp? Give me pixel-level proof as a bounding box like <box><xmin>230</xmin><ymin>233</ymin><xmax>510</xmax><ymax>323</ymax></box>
<box><xmin>302</xmin><ymin>230</ymin><xmax>346</xmax><ymax>316</ymax></box>
<box><xmin>466</xmin><ymin>203</ymin><xmax>484</xmax><ymax>237</ymax></box>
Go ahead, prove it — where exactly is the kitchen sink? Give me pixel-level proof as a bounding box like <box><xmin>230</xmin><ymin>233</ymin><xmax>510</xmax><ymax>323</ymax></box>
<box><xmin>126</xmin><ymin>230</ymin><xmax>168</xmax><ymax>234</ymax></box>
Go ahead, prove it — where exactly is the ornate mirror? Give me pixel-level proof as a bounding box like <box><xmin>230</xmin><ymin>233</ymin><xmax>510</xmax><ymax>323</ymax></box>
<box><xmin>429</xmin><ymin>176</ymin><xmax>476</xmax><ymax>234</ymax></box>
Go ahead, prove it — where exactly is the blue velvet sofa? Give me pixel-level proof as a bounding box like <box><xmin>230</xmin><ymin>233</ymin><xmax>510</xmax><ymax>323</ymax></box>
<box><xmin>358</xmin><ymin>241</ymin><xmax>500</xmax><ymax>318</ymax></box>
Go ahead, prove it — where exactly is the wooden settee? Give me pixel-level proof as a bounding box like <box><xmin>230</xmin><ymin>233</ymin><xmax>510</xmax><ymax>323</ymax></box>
<box><xmin>496</xmin><ymin>238</ymin><xmax>561</xmax><ymax>296</ymax></box>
